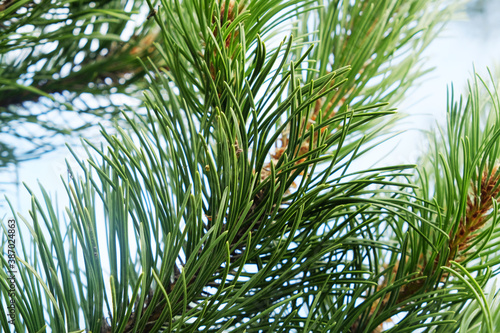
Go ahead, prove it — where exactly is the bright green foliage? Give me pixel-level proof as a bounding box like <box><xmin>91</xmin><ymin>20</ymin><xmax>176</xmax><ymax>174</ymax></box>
<box><xmin>412</xmin><ymin>72</ymin><xmax>500</xmax><ymax>333</ymax></box>
<box><xmin>2</xmin><ymin>0</ymin><xmax>500</xmax><ymax>332</ymax></box>
<box><xmin>301</xmin><ymin>0</ymin><xmax>453</xmax><ymax>111</ymax></box>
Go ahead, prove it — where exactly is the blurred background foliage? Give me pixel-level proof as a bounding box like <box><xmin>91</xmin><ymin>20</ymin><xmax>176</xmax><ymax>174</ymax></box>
<box><xmin>0</xmin><ymin>0</ymin><xmax>163</xmax><ymax>169</ymax></box>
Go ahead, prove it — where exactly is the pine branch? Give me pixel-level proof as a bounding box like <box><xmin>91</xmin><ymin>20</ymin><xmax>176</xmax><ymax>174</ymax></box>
<box><xmin>351</xmin><ymin>72</ymin><xmax>500</xmax><ymax>333</ymax></box>
<box><xmin>6</xmin><ymin>1</ymin><xmax>499</xmax><ymax>333</ymax></box>
<box><xmin>449</xmin><ymin>166</ymin><xmax>500</xmax><ymax>262</ymax></box>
